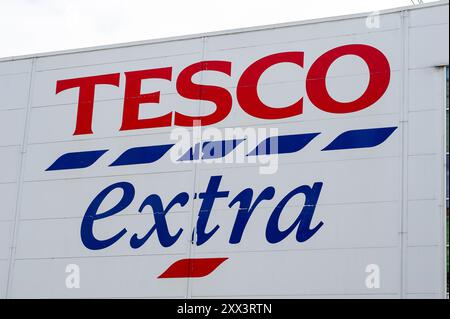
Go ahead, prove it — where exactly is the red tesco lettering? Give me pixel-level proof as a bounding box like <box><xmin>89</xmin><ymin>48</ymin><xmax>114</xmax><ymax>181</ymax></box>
<box><xmin>55</xmin><ymin>44</ymin><xmax>390</xmax><ymax>135</ymax></box>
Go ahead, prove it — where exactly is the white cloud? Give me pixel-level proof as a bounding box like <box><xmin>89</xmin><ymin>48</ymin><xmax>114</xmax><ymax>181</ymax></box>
<box><xmin>0</xmin><ymin>0</ymin><xmax>432</xmax><ymax>58</ymax></box>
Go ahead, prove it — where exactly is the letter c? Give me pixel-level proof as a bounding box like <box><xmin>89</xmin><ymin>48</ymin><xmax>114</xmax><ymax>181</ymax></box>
<box><xmin>237</xmin><ymin>52</ymin><xmax>304</xmax><ymax>119</ymax></box>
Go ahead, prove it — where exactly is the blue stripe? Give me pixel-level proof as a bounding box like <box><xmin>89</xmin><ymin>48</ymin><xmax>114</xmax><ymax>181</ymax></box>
<box><xmin>202</xmin><ymin>139</ymin><xmax>245</xmax><ymax>159</ymax></box>
<box><xmin>177</xmin><ymin>143</ymin><xmax>201</xmax><ymax>161</ymax></box>
<box><xmin>178</xmin><ymin>139</ymin><xmax>244</xmax><ymax>161</ymax></box>
<box><xmin>247</xmin><ymin>133</ymin><xmax>320</xmax><ymax>156</ymax></box>
<box><xmin>110</xmin><ymin>144</ymin><xmax>173</xmax><ymax>166</ymax></box>
<box><xmin>46</xmin><ymin>128</ymin><xmax>398</xmax><ymax>171</ymax></box>
<box><xmin>46</xmin><ymin>150</ymin><xmax>107</xmax><ymax>171</ymax></box>
<box><xmin>322</xmin><ymin>127</ymin><xmax>397</xmax><ymax>151</ymax></box>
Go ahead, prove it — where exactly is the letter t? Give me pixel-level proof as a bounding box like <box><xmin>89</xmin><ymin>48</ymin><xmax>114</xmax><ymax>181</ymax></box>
<box><xmin>196</xmin><ymin>175</ymin><xmax>230</xmax><ymax>245</ymax></box>
<box><xmin>56</xmin><ymin>73</ymin><xmax>120</xmax><ymax>135</ymax></box>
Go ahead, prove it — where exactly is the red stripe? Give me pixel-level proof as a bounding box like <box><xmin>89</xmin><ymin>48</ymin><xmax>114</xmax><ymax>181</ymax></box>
<box><xmin>158</xmin><ymin>258</ymin><xmax>228</xmax><ymax>278</ymax></box>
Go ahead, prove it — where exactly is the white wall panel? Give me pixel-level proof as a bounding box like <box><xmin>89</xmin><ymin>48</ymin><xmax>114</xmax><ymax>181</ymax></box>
<box><xmin>15</xmin><ymin>212</ymin><xmax>192</xmax><ymax>259</ymax></box>
<box><xmin>408</xmin><ymin>110</ymin><xmax>442</xmax><ymax>155</ymax></box>
<box><xmin>408</xmin><ymin>155</ymin><xmax>440</xmax><ymax>201</ymax></box>
<box><xmin>409</xmin><ymin>24</ymin><xmax>449</xmax><ymax>68</ymax></box>
<box><xmin>409</xmin><ymin>67</ymin><xmax>445</xmax><ymax>112</ymax></box>
<box><xmin>27</xmin><ymin>96</ymin><xmax>201</xmax><ymax>144</ymax></box>
<box><xmin>409</xmin><ymin>5</ymin><xmax>449</xmax><ymax>27</ymax></box>
<box><xmin>190</xmin><ymin>248</ymin><xmax>400</xmax><ymax>297</ymax></box>
<box><xmin>0</xmin><ymin>183</ymin><xmax>17</xmax><ymax>221</ymax></box>
<box><xmin>0</xmin><ymin>221</ymin><xmax>12</xmax><ymax>260</ymax></box>
<box><xmin>11</xmin><ymin>256</ymin><xmax>189</xmax><ymax>298</ymax></box>
<box><xmin>196</xmin><ymin>157</ymin><xmax>401</xmax><ymax>209</ymax></box>
<box><xmin>0</xmin><ymin>59</ymin><xmax>32</xmax><ymax>76</ymax></box>
<box><xmin>0</xmin><ymin>73</ymin><xmax>31</xmax><ymax>111</ymax></box>
<box><xmin>407</xmin><ymin>246</ymin><xmax>443</xmax><ymax>294</ymax></box>
<box><xmin>407</xmin><ymin>200</ymin><xmax>441</xmax><ymax>246</ymax></box>
<box><xmin>0</xmin><ymin>146</ymin><xmax>21</xmax><ymax>184</ymax></box>
<box><xmin>0</xmin><ymin>260</ymin><xmax>8</xmax><ymax>299</ymax></box>
<box><xmin>0</xmin><ymin>109</ymin><xmax>26</xmax><ymax>146</ymax></box>
<box><xmin>20</xmin><ymin>172</ymin><xmax>195</xmax><ymax>220</ymax></box>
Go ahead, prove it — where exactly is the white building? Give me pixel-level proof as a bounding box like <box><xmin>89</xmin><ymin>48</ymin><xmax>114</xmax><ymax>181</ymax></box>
<box><xmin>0</xmin><ymin>1</ymin><xmax>448</xmax><ymax>298</ymax></box>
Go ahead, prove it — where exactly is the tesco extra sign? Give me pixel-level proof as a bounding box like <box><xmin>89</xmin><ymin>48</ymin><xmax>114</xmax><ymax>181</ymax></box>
<box><xmin>49</xmin><ymin>44</ymin><xmax>393</xmax><ymax>278</ymax></box>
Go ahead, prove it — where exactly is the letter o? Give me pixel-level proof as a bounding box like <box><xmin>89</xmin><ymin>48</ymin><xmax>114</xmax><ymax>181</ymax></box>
<box><xmin>306</xmin><ymin>44</ymin><xmax>390</xmax><ymax>114</ymax></box>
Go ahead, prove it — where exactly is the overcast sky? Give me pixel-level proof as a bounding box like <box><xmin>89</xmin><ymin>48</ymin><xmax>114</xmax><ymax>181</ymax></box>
<box><xmin>0</xmin><ymin>0</ymin><xmax>435</xmax><ymax>58</ymax></box>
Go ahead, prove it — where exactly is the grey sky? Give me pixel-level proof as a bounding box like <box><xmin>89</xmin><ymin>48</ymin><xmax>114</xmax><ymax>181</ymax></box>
<box><xmin>0</xmin><ymin>0</ymin><xmax>435</xmax><ymax>58</ymax></box>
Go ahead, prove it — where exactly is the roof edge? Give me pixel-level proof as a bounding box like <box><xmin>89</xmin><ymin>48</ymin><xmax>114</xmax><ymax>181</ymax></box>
<box><xmin>0</xmin><ymin>0</ymin><xmax>448</xmax><ymax>62</ymax></box>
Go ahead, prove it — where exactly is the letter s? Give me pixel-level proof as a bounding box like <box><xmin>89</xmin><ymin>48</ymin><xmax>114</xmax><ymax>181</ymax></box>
<box><xmin>175</xmin><ymin>61</ymin><xmax>232</xmax><ymax>126</ymax></box>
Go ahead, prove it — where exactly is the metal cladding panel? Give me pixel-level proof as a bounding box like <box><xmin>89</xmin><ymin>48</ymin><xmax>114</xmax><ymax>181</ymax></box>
<box><xmin>0</xmin><ymin>222</ymin><xmax>13</xmax><ymax>260</ymax></box>
<box><xmin>10</xmin><ymin>256</ymin><xmax>189</xmax><ymax>298</ymax></box>
<box><xmin>189</xmin><ymin>248</ymin><xmax>401</xmax><ymax>297</ymax></box>
<box><xmin>0</xmin><ymin>2</ymin><xmax>448</xmax><ymax>298</ymax></box>
<box><xmin>192</xmin><ymin>202</ymin><xmax>400</xmax><ymax>253</ymax></box>
<box><xmin>408</xmin><ymin>200</ymin><xmax>442</xmax><ymax>247</ymax></box>
<box><xmin>27</xmin><ymin>97</ymin><xmax>202</xmax><ymax>144</ymax></box>
<box><xmin>0</xmin><ymin>147</ymin><xmax>21</xmax><ymax>184</ymax></box>
<box><xmin>0</xmin><ymin>109</ymin><xmax>26</xmax><ymax>147</ymax></box>
<box><xmin>15</xmin><ymin>213</ymin><xmax>192</xmax><ymax>259</ymax></box>
<box><xmin>0</xmin><ymin>183</ymin><xmax>17</xmax><ymax>221</ymax></box>
<box><xmin>20</xmin><ymin>172</ymin><xmax>195</xmax><ymax>220</ymax></box>
<box><xmin>0</xmin><ymin>73</ymin><xmax>31</xmax><ymax>111</ymax></box>
<box><xmin>407</xmin><ymin>246</ymin><xmax>443</xmax><ymax>294</ymax></box>
<box><xmin>409</xmin><ymin>67</ymin><xmax>445</xmax><ymax>112</ymax></box>
<box><xmin>409</xmin><ymin>24</ymin><xmax>449</xmax><ymax>69</ymax></box>
<box><xmin>0</xmin><ymin>260</ymin><xmax>7</xmax><ymax>298</ymax></box>
<box><xmin>0</xmin><ymin>59</ymin><xmax>32</xmax><ymax>76</ymax></box>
